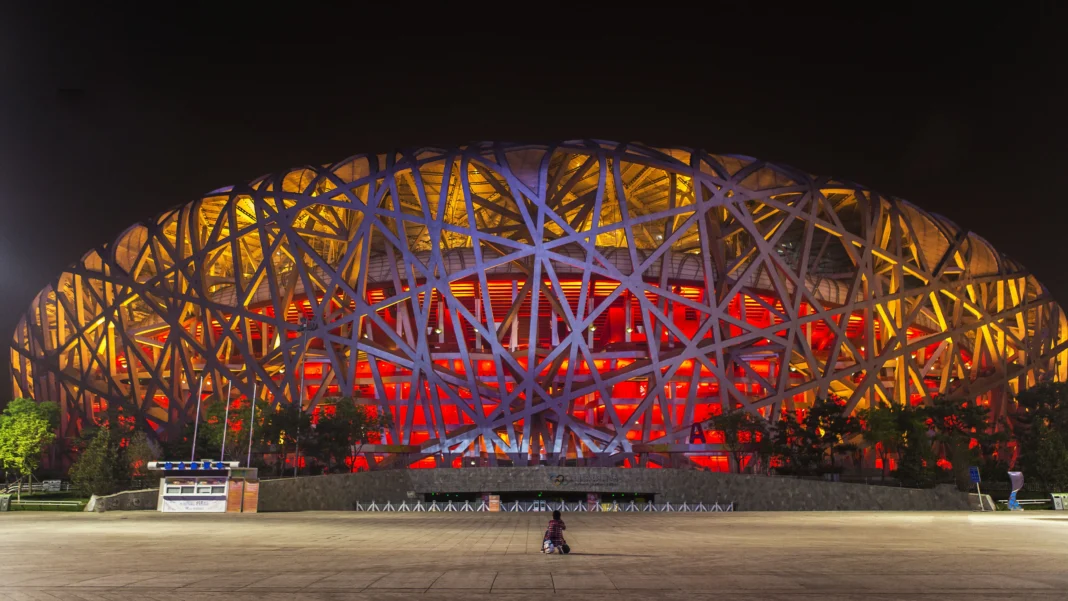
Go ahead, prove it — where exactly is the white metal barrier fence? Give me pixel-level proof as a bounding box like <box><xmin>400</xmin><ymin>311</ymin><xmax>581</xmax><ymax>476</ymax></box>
<box><xmin>353</xmin><ymin>500</ymin><xmax>734</xmax><ymax>512</ymax></box>
<box><xmin>2</xmin><ymin>480</ymin><xmax>69</xmax><ymax>495</ymax></box>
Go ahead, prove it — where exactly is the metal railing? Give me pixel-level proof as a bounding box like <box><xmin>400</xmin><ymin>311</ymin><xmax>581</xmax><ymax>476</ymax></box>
<box><xmin>1</xmin><ymin>481</ymin><xmax>71</xmax><ymax>495</ymax></box>
<box><xmin>10</xmin><ymin>500</ymin><xmax>83</xmax><ymax>508</ymax></box>
<box><xmin>352</xmin><ymin>499</ymin><xmax>734</xmax><ymax>512</ymax></box>
<box><xmin>996</xmin><ymin>498</ymin><xmax>1049</xmax><ymax>507</ymax></box>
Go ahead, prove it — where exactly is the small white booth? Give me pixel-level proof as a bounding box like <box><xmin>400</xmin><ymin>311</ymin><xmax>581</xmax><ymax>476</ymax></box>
<box><xmin>148</xmin><ymin>460</ymin><xmax>257</xmax><ymax>513</ymax></box>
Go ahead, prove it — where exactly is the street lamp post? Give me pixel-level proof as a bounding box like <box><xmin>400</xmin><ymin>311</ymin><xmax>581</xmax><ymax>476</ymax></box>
<box><xmin>246</xmin><ymin>382</ymin><xmax>258</xmax><ymax>468</ymax></box>
<box><xmin>190</xmin><ymin>375</ymin><xmax>205</xmax><ymax>462</ymax></box>
<box><xmin>219</xmin><ymin>378</ymin><xmax>233</xmax><ymax>461</ymax></box>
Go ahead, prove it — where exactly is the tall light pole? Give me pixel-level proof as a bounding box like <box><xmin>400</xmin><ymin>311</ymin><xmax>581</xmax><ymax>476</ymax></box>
<box><xmin>246</xmin><ymin>382</ymin><xmax>258</xmax><ymax>468</ymax></box>
<box><xmin>294</xmin><ymin>317</ymin><xmax>317</xmax><ymax>478</ymax></box>
<box><xmin>220</xmin><ymin>378</ymin><xmax>233</xmax><ymax>461</ymax></box>
<box><xmin>190</xmin><ymin>375</ymin><xmax>205</xmax><ymax>462</ymax></box>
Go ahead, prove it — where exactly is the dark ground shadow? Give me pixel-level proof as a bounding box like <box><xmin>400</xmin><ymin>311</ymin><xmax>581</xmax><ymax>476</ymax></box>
<box><xmin>562</xmin><ymin>552</ymin><xmax>655</xmax><ymax>557</ymax></box>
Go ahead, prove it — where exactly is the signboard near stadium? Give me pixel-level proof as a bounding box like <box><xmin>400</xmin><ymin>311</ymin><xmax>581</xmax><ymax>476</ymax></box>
<box><xmin>162</xmin><ymin>497</ymin><xmax>226</xmax><ymax>513</ymax></box>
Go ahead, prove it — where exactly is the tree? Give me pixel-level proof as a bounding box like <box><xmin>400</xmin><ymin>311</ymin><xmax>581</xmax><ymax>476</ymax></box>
<box><xmin>1030</xmin><ymin>421</ymin><xmax>1068</xmax><ymax>491</ymax></box>
<box><xmin>921</xmin><ymin>395</ymin><xmax>1007</xmax><ymax>490</ymax></box>
<box><xmin>261</xmin><ymin>402</ymin><xmax>312</xmax><ymax>477</ymax></box>
<box><xmin>163</xmin><ymin>411</ymin><xmax>219</xmax><ymax>463</ymax></box>
<box><xmin>771</xmin><ymin>409</ymin><xmax>822</xmax><ymax>475</ymax></box>
<box><xmin>806</xmin><ymin>396</ymin><xmax>862</xmax><ymax>472</ymax></box>
<box><xmin>771</xmin><ymin>397</ymin><xmax>860</xmax><ymax>476</ymax></box>
<box><xmin>711</xmin><ymin>408</ymin><xmax>767</xmax><ymax>474</ymax></box>
<box><xmin>861</xmin><ymin>402</ymin><xmax>907</xmax><ymax>481</ymax></box>
<box><xmin>0</xmin><ymin>398</ymin><xmax>58</xmax><ymax>500</ymax></box>
<box><xmin>315</xmin><ymin>398</ymin><xmax>391</xmax><ymax>473</ymax></box>
<box><xmin>198</xmin><ymin>395</ymin><xmax>271</xmax><ymax>463</ymax></box>
<box><xmin>68</xmin><ymin>426</ymin><xmax>122</xmax><ymax>497</ymax></box>
<box><xmin>751</xmin><ymin>419</ymin><xmax>777</xmax><ymax>475</ymax></box>
<box><xmin>125</xmin><ymin>431</ymin><xmax>161</xmax><ymax>484</ymax></box>
<box><xmin>159</xmin><ymin>394</ymin><xmax>274</xmax><ymax>469</ymax></box>
<box><xmin>1013</xmin><ymin>381</ymin><xmax>1068</xmax><ymax>435</ymax></box>
<box><xmin>893</xmin><ymin>412</ymin><xmax>937</xmax><ymax>488</ymax></box>
<box><xmin>1013</xmin><ymin>382</ymin><xmax>1068</xmax><ymax>484</ymax></box>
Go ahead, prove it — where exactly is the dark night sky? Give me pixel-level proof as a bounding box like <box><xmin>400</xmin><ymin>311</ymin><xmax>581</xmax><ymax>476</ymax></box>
<box><xmin>1</xmin><ymin>5</ymin><xmax>1065</xmax><ymax>403</ymax></box>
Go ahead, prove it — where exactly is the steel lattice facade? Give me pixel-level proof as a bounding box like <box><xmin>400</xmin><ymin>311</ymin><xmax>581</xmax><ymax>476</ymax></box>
<box><xmin>10</xmin><ymin>141</ymin><xmax>1068</xmax><ymax>468</ymax></box>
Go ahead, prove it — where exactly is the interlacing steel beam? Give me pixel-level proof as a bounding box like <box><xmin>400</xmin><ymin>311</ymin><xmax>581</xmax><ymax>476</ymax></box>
<box><xmin>10</xmin><ymin>142</ymin><xmax>1067</xmax><ymax>469</ymax></box>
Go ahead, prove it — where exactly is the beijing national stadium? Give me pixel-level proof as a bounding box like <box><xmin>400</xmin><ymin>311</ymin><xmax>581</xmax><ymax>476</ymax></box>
<box><xmin>9</xmin><ymin>141</ymin><xmax>1068</xmax><ymax>469</ymax></box>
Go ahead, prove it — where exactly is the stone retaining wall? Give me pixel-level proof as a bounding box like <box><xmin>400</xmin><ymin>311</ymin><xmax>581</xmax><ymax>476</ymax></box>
<box><xmin>86</xmin><ymin>488</ymin><xmax>158</xmax><ymax>512</ymax></box>
<box><xmin>257</xmin><ymin>467</ymin><xmax>972</xmax><ymax>512</ymax></box>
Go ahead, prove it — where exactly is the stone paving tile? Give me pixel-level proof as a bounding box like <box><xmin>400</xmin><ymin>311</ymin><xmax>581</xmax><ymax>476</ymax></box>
<box><xmin>89</xmin><ymin>590</ymin><xmax>174</xmax><ymax>600</ymax></box>
<box><xmin>4</xmin><ymin>512</ymin><xmax>1068</xmax><ymax>599</ymax></box>
<box><xmin>429</xmin><ymin>571</ymin><xmax>497</xmax><ymax>589</ymax></box>
<box><xmin>178</xmin><ymin>572</ymin><xmax>275</xmax><ymax>590</ymax></box>
<box><xmin>99</xmin><ymin>592</ymin><xmax>170</xmax><ymax>601</ymax></box>
<box><xmin>608</xmin><ymin>573</ymin><xmax>726</xmax><ymax>590</ymax></box>
<box><xmin>5</xmin><ymin>592</ymin><xmax>1068</xmax><ymax>601</ymax></box>
<box><xmin>306</xmin><ymin>571</ymin><xmax>390</xmax><ymax>590</ymax></box>
<box><xmin>10</xmin><ymin>574</ymin><xmax>102</xmax><ymax>588</ymax></box>
<box><xmin>4</xmin><ymin>593</ymin><xmax>73</xmax><ymax>601</ymax></box>
<box><xmin>1023</xmin><ymin>572</ymin><xmax>1068</xmax><ymax>588</ymax></box>
<box><xmin>61</xmin><ymin>573</ymin><xmax>164</xmax><ymax>588</ymax></box>
<box><xmin>490</xmin><ymin>573</ymin><xmax>554</xmax><ymax>589</ymax></box>
<box><xmin>367</xmin><ymin>571</ymin><xmax>443</xmax><ymax>589</ymax></box>
<box><xmin>552</xmin><ymin>571</ymin><xmax>617</xmax><ymax>590</ymax></box>
<box><xmin>796</xmin><ymin>573</ymin><xmax>1055</xmax><ymax>592</ymax></box>
<box><xmin>122</xmin><ymin>573</ymin><xmax>227</xmax><ymax>589</ymax></box>
<box><xmin>241</xmin><ymin>572</ymin><xmax>334</xmax><ymax>589</ymax></box>
<box><xmin>0</xmin><ymin>573</ymin><xmax>80</xmax><ymax>587</ymax></box>
<box><xmin>710</xmin><ymin>574</ymin><xmax>807</xmax><ymax>590</ymax></box>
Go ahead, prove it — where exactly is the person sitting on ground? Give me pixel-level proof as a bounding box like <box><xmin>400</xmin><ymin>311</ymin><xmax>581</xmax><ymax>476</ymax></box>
<box><xmin>542</xmin><ymin>509</ymin><xmax>567</xmax><ymax>554</ymax></box>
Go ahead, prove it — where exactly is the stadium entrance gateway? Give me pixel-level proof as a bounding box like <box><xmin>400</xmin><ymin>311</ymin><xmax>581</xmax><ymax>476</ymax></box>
<box><xmin>148</xmin><ymin>461</ymin><xmax>259</xmax><ymax>513</ymax></box>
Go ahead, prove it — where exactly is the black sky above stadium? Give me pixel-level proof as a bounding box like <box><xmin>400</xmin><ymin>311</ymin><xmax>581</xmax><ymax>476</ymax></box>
<box><xmin>0</xmin><ymin>5</ymin><xmax>1065</xmax><ymax>402</ymax></box>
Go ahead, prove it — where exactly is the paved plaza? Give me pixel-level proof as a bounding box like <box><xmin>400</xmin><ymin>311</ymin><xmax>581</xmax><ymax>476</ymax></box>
<box><xmin>1</xmin><ymin>511</ymin><xmax>1068</xmax><ymax>600</ymax></box>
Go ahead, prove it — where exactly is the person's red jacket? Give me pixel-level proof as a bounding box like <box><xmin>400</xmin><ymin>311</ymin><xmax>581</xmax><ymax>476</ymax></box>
<box><xmin>546</xmin><ymin>518</ymin><xmax>566</xmax><ymax>544</ymax></box>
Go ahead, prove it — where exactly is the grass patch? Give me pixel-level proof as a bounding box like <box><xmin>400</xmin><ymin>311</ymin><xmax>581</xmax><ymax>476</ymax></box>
<box><xmin>9</xmin><ymin>500</ymin><xmax>88</xmax><ymax>512</ymax></box>
<box><xmin>4</xmin><ymin>491</ymin><xmax>90</xmax><ymax>511</ymax></box>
